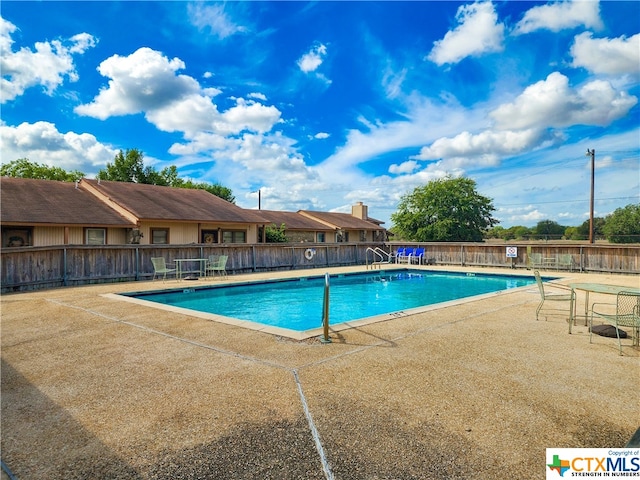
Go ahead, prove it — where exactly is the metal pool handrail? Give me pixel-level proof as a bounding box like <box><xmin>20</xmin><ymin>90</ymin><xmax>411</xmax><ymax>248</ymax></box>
<box><xmin>366</xmin><ymin>247</ymin><xmax>392</xmax><ymax>269</ymax></box>
<box><xmin>321</xmin><ymin>272</ymin><xmax>331</xmax><ymax>343</ymax></box>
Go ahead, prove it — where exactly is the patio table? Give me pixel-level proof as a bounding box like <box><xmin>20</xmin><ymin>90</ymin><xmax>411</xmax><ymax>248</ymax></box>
<box><xmin>568</xmin><ymin>283</ymin><xmax>640</xmax><ymax>334</ymax></box>
<box><xmin>174</xmin><ymin>258</ymin><xmax>209</xmax><ymax>280</ymax></box>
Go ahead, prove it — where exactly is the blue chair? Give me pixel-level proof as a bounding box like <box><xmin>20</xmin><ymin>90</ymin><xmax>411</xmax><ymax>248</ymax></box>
<box><xmin>412</xmin><ymin>248</ymin><xmax>425</xmax><ymax>264</ymax></box>
<box><xmin>396</xmin><ymin>247</ymin><xmax>410</xmax><ymax>263</ymax></box>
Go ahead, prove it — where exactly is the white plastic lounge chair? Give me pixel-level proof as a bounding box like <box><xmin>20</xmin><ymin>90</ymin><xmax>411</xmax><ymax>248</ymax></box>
<box><xmin>534</xmin><ymin>270</ymin><xmax>575</xmax><ymax>322</ymax></box>
<box><xmin>590</xmin><ymin>291</ymin><xmax>640</xmax><ymax>355</ymax></box>
<box><xmin>151</xmin><ymin>257</ymin><xmax>176</xmax><ymax>282</ymax></box>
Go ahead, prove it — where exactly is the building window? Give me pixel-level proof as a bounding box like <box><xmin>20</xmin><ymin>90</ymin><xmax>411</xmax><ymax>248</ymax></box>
<box><xmin>336</xmin><ymin>231</ymin><xmax>349</xmax><ymax>242</ymax></box>
<box><xmin>151</xmin><ymin>228</ymin><xmax>169</xmax><ymax>244</ymax></box>
<box><xmin>201</xmin><ymin>230</ymin><xmax>218</xmax><ymax>244</ymax></box>
<box><xmin>317</xmin><ymin>232</ymin><xmax>325</xmax><ymax>243</ymax></box>
<box><xmin>85</xmin><ymin>228</ymin><xmax>106</xmax><ymax>245</ymax></box>
<box><xmin>2</xmin><ymin>227</ymin><xmax>33</xmax><ymax>247</ymax></box>
<box><xmin>222</xmin><ymin>230</ymin><xmax>246</xmax><ymax>243</ymax></box>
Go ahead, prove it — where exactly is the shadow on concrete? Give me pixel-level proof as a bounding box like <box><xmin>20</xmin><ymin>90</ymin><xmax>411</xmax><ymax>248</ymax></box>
<box><xmin>1</xmin><ymin>359</ymin><xmax>142</xmax><ymax>480</ymax></box>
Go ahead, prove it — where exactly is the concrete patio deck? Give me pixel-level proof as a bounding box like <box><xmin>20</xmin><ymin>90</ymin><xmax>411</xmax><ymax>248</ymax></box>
<box><xmin>1</xmin><ymin>266</ymin><xmax>638</xmax><ymax>479</ymax></box>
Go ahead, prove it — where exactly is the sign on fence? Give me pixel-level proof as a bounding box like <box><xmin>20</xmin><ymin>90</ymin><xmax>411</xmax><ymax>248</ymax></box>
<box><xmin>506</xmin><ymin>246</ymin><xmax>518</xmax><ymax>258</ymax></box>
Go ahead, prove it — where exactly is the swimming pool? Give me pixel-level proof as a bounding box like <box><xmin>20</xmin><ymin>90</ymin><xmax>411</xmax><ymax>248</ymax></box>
<box><xmin>121</xmin><ymin>270</ymin><xmax>536</xmax><ymax>335</ymax></box>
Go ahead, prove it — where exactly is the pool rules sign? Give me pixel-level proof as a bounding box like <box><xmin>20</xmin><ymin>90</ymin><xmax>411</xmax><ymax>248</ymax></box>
<box><xmin>506</xmin><ymin>247</ymin><xmax>517</xmax><ymax>268</ymax></box>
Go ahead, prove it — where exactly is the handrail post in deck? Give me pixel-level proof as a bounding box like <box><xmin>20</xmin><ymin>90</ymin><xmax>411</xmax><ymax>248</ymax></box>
<box><xmin>321</xmin><ymin>272</ymin><xmax>332</xmax><ymax>343</ymax></box>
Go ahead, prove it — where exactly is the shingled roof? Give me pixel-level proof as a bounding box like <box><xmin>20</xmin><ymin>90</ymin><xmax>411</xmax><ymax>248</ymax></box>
<box><xmin>257</xmin><ymin>210</ymin><xmax>334</xmax><ymax>231</ymax></box>
<box><xmin>81</xmin><ymin>179</ymin><xmax>269</xmax><ymax>224</ymax></box>
<box><xmin>298</xmin><ymin>210</ymin><xmax>384</xmax><ymax>230</ymax></box>
<box><xmin>0</xmin><ymin>177</ymin><xmax>135</xmax><ymax>227</ymax></box>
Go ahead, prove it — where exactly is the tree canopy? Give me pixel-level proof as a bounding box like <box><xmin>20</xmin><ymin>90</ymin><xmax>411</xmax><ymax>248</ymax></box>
<box><xmin>391</xmin><ymin>176</ymin><xmax>497</xmax><ymax>242</ymax></box>
<box><xmin>0</xmin><ymin>158</ymin><xmax>84</xmax><ymax>182</ymax></box>
<box><xmin>602</xmin><ymin>204</ymin><xmax>640</xmax><ymax>243</ymax></box>
<box><xmin>533</xmin><ymin>220</ymin><xmax>565</xmax><ymax>239</ymax></box>
<box><xmin>97</xmin><ymin>150</ymin><xmax>235</xmax><ymax>203</ymax></box>
<box><xmin>4</xmin><ymin>152</ymin><xmax>235</xmax><ymax>203</ymax></box>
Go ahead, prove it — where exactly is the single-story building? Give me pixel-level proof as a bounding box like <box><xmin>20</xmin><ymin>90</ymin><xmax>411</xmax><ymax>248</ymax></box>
<box><xmin>1</xmin><ymin>178</ymin><xmax>387</xmax><ymax>247</ymax></box>
<box><xmin>80</xmin><ymin>179</ymin><xmax>269</xmax><ymax>245</ymax></box>
<box><xmin>256</xmin><ymin>210</ymin><xmax>335</xmax><ymax>243</ymax></box>
<box><xmin>299</xmin><ymin>202</ymin><xmax>387</xmax><ymax>242</ymax></box>
<box><xmin>1</xmin><ymin>177</ymin><xmax>269</xmax><ymax>247</ymax></box>
<box><xmin>1</xmin><ymin>177</ymin><xmax>136</xmax><ymax>247</ymax></box>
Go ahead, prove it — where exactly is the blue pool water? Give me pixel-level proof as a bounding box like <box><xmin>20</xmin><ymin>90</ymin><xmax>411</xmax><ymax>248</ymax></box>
<box><xmin>125</xmin><ymin>270</ymin><xmax>535</xmax><ymax>332</ymax></box>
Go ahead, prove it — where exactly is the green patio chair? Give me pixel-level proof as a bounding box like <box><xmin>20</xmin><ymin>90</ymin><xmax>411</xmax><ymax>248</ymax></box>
<box><xmin>151</xmin><ymin>257</ymin><xmax>176</xmax><ymax>282</ymax></box>
<box><xmin>534</xmin><ymin>270</ymin><xmax>575</xmax><ymax>322</ymax></box>
<box><xmin>528</xmin><ymin>253</ymin><xmax>543</xmax><ymax>269</ymax></box>
<box><xmin>558</xmin><ymin>254</ymin><xmax>574</xmax><ymax>271</ymax></box>
<box><xmin>206</xmin><ymin>254</ymin><xmax>228</xmax><ymax>278</ymax></box>
<box><xmin>590</xmin><ymin>291</ymin><xmax>640</xmax><ymax>355</ymax></box>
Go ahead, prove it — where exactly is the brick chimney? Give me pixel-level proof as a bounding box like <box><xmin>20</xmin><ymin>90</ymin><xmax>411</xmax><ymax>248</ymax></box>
<box><xmin>351</xmin><ymin>202</ymin><xmax>368</xmax><ymax>220</ymax></box>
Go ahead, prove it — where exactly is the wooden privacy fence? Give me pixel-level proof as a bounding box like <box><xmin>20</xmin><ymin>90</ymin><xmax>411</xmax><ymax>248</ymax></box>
<box><xmin>1</xmin><ymin>242</ymin><xmax>638</xmax><ymax>293</ymax></box>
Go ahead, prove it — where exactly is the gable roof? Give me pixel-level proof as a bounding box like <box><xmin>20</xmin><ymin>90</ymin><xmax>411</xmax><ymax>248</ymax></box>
<box><xmin>0</xmin><ymin>177</ymin><xmax>136</xmax><ymax>227</ymax></box>
<box><xmin>81</xmin><ymin>179</ymin><xmax>269</xmax><ymax>224</ymax></box>
<box><xmin>298</xmin><ymin>210</ymin><xmax>384</xmax><ymax>230</ymax></box>
<box><xmin>257</xmin><ymin>210</ymin><xmax>334</xmax><ymax>231</ymax></box>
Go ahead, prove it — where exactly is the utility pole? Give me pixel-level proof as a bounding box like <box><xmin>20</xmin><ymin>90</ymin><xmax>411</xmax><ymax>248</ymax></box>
<box><xmin>586</xmin><ymin>149</ymin><xmax>595</xmax><ymax>244</ymax></box>
<box><xmin>258</xmin><ymin>189</ymin><xmax>261</xmax><ymax>210</ymax></box>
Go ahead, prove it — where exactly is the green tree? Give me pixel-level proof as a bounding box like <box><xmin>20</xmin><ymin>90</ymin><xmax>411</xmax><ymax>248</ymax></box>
<box><xmin>509</xmin><ymin>226</ymin><xmax>532</xmax><ymax>240</ymax></box>
<box><xmin>1</xmin><ymin>158</ymin><xmax>84</xmax><ymax>182</ymax></box>
<box><xmin>574</xmin><ymin>217</ymin><xmax>605</xmax><ymax>240</ymax></box>
<box><xmin>391</xmin><ymin>176</ymin><xmax>497</xmax><ymax>242</ymax></box>
<box><xmin>534</xmin><ymin>220</ymin><xmax>565</xmax><ymax>240</ymax></box>
<box><xmin>97</xmin><ymin>150</ymin><xmax>236</xmax><ymax>203</ymax></box>
<box><xmin>178</xmin><ymin>178</ymin><xmax>236</xmax><ymax>203</ymax></box>
<box><xmin>602</xmin><ymin>204</ymin><xmax>640</xmax><ymax>243</ymax></box>
<box><xmin>486</xmin><ymin>226</ymin><xmax>505</xmax><ymax>239</ymax></box>
<box><xmin>97</xmin><ymin>149</ymin><xmax>151</xmax><ymax>183</ymax></box>
<box><xmin>265</xmin><ymin>223</ymin><xmax>288</xmax><ymax>243</ymax></box>
<box><xmin>564</xmin><ymin>226</ymin><xmax>580</xmax><ymax>240</ymax></box>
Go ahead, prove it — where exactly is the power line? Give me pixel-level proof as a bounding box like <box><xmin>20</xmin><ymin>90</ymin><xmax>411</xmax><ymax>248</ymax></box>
<box><xmin>496</xmin><ymin>196</ymin><xmax>639</xmax><ymax>208</ymax></box>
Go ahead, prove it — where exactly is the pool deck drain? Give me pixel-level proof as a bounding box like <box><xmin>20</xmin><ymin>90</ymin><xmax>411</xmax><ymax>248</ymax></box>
<box><xmin>2</xmin><ymin>265</ymin><xmax>639</xmax><ymax>479</ymax></box>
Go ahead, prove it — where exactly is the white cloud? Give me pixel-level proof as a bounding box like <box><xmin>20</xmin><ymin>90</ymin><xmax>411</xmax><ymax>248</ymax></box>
<box><xmin>389</xmin><ymin>160</ymin><xmax>419</xmax><ymax>174</ymax></box>
<box><xmin>75</xmin><ymin>47</ymin><xmax>281</xmax><ymax>138</ymax></box>
<box><xmin>297</xmin><ymin>43</ymin><xmax>327</xmax><ymax>73</ymax></box>
<box><xmin>247</xmin><ymin>92</ymin><xmax>267</xmax><ymax>101</ymax></box>
<box><xmin>146</xmin><ymin>94</ymin><xmax>222</xmax><ymax>134</ymax></box>
<box><xmin>497</xmin><ymin>207</ymin><xmax>547</xmax><ymax>225</ymax></box>
<box><xmin>571</xmin><ymin>32</ymin><xmax>640</xmax><ymax>75</ymax></box>
<box><xmin>75</xmin><ymin>47</ymin><xmax>201</xmax><ymax>119</ymax></box>
<box><xmin>0</xmin><ymin>16</ymin><xmax>97</xmax><ymax>103</ymax></box>
<box><xmin>187</xmin><ymin>3</ymin><xmax>247</xmax><ymax>39</ymax></box>
<box><xmin>414</xmin><ymin>129</ymin><xmax>553</xmax><ymax>162</ymax></box>
<box><xmin>314</xmin><ymin>132</ymin><xmax>330</xmax><ymax>140</ymax></box>
<box><xmin>220</xmin><ymin>99</ymin><xmax>282</xmax><ymax>134</ymax></box>
<box><xmin>0</xmin><ymin>121</ymin><xmax>117</xmax><ymax>172</ymax></box>
<box><xmin>382</xmin><ymin>65</ymin><xmax>407</xmax><ymax>99</ymax></box>
<box><xmin>490</xmin><ymin>72</ymin><xmax>637</xmax><ymax>130</ymax></box>
<box><xmin>513</xmin><ymin>0</ymin><xmax>603</xmax><ymax>35</ymax></box>
<box><xmin>427</xmin><ymin>1</ymin><xmax>504</xmax><ymax>66</ymax></box>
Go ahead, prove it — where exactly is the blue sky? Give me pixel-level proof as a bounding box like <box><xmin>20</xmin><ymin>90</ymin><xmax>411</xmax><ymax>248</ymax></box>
<box><xmin>1</xmin><ymin>1</ymin><xmax>639</xmax><ymax>228</ymax></box>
